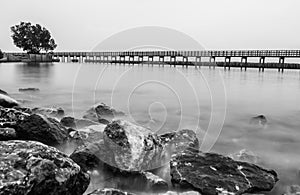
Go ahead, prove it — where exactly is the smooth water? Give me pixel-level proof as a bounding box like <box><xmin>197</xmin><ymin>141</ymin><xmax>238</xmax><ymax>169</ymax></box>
<box><xmin>1</xmin><ymin>62</ymin><xmax>300</xmax><ymax>194</ymax></box>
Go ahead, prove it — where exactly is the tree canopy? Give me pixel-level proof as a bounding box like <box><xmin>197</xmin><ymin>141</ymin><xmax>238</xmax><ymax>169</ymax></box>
<box><xmin>11</xmin><ymin>22</ymin><xmax>57</xmax><ymax>54</ymax></box>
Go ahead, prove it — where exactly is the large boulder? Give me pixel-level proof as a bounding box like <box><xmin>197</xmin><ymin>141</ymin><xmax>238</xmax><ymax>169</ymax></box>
<box><xmin>87</xmin><ymin>188</ymin><xmax>135</xmax><ymax>195</ymax></box>
<box><xmin>70</xmin><ymin>141</ymin><xmax>169</xmax><ymax>192</ymax></box>
<box><xmin>0</xmin><ymin>140</ymin><xmax>90</xmax><ymax>195</ymax></box>
<box><xmin>61</xmin><ymin>116</ymin><xmax>99</xmax><ymax>129</ymax></box>
<box><xmin>70</xmin><ymin>120</ymin><xmax>199</xmax><ymax>172</ymax></box>
<box><xmin>0</xmin><ymin>106</ymin><xmax>30</xmax><ymax>128</ymax></box>
<box><xmin>32</xmin><ymin>107</ymin><xmax>65</xmax><ymax>118</ymax></box>
<box><xmin>15</xmin><ymin>114</ymin><xmax>69</xmax><ymax>147</ymax></box>
<box><xmin>83</xmin><ymin>103</ymin><xmax>125</xmax><ymax>124</ymax></box>
<box><xmin>170</xmin><ymin>149</ymin><xmax>278</xmax><ymax>195</ymax></box>
<box><xmin>0</xmin><ymin>94</ymin><xmax>19</xmax><ymax>108</ymax></box>
<box><xmin>103</xmin><ymin>119</ymin><xmax>165</xmax><ymax>171</ymax></box>
<box><xmin>70</xmin><ymin>120</ymin><xmax>202</xmax><ymax>193</ymax></box>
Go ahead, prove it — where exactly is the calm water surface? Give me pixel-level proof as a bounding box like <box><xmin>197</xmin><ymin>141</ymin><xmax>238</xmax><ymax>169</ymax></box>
<box><xmin>1</xmin><ymin>62</ymin><xmax>300</xmax><ymax>194</ymax></box>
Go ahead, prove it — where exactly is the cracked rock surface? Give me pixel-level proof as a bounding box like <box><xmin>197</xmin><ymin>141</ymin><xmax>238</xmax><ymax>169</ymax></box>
<box><xmin>0</xmin><ymin>140</ymin><xmax>90</xmax><ymax>195</ymax></box>
<box><xmin>170</xmin><ymin>149</ymin><xmax>278</xmax><ymax>195</ymax></box>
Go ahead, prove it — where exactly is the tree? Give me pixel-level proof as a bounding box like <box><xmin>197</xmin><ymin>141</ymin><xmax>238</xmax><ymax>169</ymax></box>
<box><xmin>11</xmin><ymin>22</ymin><xmax>57</xmax><ymax>54</ymax></box>
<box><xmin>0</xmin><ymin>49</ymin><xmax>3</xmax><ymax>59</ymax></box>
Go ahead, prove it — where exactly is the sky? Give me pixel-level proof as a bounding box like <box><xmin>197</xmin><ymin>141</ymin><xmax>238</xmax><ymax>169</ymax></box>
<box><xmin>0</xmin><ymin>0</ymin><xmax>300</xmax><ymax>52</ymax></box>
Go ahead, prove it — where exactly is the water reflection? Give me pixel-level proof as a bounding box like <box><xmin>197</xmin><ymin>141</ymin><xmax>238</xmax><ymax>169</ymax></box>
<box><xmin>14</xmin><ymin>62</ymin><xmax>54</xmax><ymax>84</ymax></box>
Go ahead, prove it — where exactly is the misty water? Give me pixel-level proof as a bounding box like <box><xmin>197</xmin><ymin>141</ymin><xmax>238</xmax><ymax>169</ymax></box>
<box><xmin>1</xmin><ymin>62</ymin><xmax>300</xmax><ymax>194</ymax></box>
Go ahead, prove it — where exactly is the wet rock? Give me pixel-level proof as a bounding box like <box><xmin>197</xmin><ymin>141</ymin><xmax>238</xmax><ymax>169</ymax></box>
<box><xmin>13</xmin><ymin>106</ymin><xmax>32</xmax><ymax>114</ymax></box>
<box><xmin>170</xmin><ymin>149</ymin><xmax>278</xmax><ymax>195</ymax></box>
<box><xmin>71</xmin><ymin>142</ymin><xmax>169</xmax><ymax>192</ymax></box>
<box><xmin>103</xmin><ymin>119</ymin><xmax>164</xmax><ymax>171</ymax></box>
<box><xmin>0</xmin><ymin>127</ymin><xmax>17</xmax><ymax>141</ymax></box>
<box><xmin>71</xmin><ymin>120</ymin><xmax>200</xmax><ymax>173</ymax></box>
<box><xmin>71</xmin><ymin>124</ymin><xmax>105</xmax><ymax>144</ymax></box>
<box><xmin>140</xmin><ymin>171</ymin><xmax>169</xmax><ymax>192</ymax></box>
<box><xmin>19</xmin><ymin>87</ymin><xmax>40</xmax><ymax>92</ymax></box>
<box><xmin>0</xmin><ymin>94</ymin><xmax>19</xmax><ymax>108</ymax></box>
<box><xmin>61</xmin><ymin>116</ymin><xmax>99</xmax><ymax>129</ymax></box>
<box><xmin>163</xmin><ymin>191</ymin><xmax>200</xmax><ymax>195</ymax></box>
<box><xmin>229</xmin><ymin>149</ymin><xmax>260</xmax><ymax>164</ymax></box>
<box><xmin>160</xmin><ymin>129</ymin><xmax>199</xmax><ymax>153</ymax></box>
<box><xmin>70</xmin><ymin>140</ymin><xmax>169</xmax><ymax>192</ymax></box>
<box><xmin>0</xmin><ymin>89</ymin><xmax>8</xmax><ymax>95</ymax></box>
<box><xmin>0</xmin><ymin>106</ymin><xmax>30</xmax><ymax>128</ymax></box>
<box><xmin>0</xmin><ymin>140</ymin><xmax>90</xmax><ymax>195</ymax></box>
<box><xmin>67</xmin><ymin>125</ymin><xmax>106</xmax><ymax>155</ymax></box>
<box><xmin>87</xmin><ymin>188</ymin><xmax>135</xmax><ymax>195</ymax></box>
<box><xmin>61</xmin><ymin>116</ymin><xmax>77</xmax><ymax>128</ymax></box>
<box><xmin>15</xmin><ymin>114</ymin><xmax>69</xmax><ymax>147</ymax></box>
<box><xmin>32</xmin><ymin>106</ymin><xmax>65</xmax><ymax>118</ymax></box>
<box><xmin>285</xmin><ymin>185</ymin><xmax>300</xmax><ymax>195</ymax></box>
<box><xmin>83</xmin><ymin>103</ymin><xmax>125</xmax><ymax>124</ymax></box>
<box><xmin>250</xmin><ymin>115</ymin><xmax>267</xmax><ymax>126</ymax></box>
<box><xmin>70</xmin><ymin>140</ymin><xmax>105</xmax><ymax>172</ymax></box>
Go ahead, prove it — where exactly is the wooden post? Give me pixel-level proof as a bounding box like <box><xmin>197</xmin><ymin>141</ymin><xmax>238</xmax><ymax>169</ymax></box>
<box><xmin>279</xmin><ymin>57</ymin><xmax>285</xmax><ymax>72</ymax></box>
<box><xmin>225</xmin><ymin>57</ymin><xmax>231</xmax><ymax>70</ymax></box>
<box><xmin>241</xmin><ymin>57</ymin><xmax>247</xmax><ymax>71</ymax></box>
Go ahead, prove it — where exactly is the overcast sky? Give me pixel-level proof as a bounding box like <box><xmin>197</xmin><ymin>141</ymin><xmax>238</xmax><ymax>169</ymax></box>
<box><xmin>1</xmin><ymin>0</ymin><xmax>300</xmax><ymax>52</ymax></box>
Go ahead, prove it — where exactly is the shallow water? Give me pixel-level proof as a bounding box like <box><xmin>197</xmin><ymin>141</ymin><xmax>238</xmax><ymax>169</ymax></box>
<box><xmin>1</xmin><ymin>62</ymin><xmax>300</xmax><ymax>194</ymax></box>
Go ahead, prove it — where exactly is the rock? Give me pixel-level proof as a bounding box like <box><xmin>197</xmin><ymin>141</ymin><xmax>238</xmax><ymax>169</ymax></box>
<box><xmin>0</xmin><ymin>106</ymin><xmax>30</xmax><ymax>128</ymax></box>
<box><xmin>170</xmin><ymin>149</ymin><xmax>278</xmax><ymax>195</ymax></box>
<box><xmin>0</xmin><ymin>127</ymin><xmax>17</xmax><ymax>141</ymax></box>
<box><xmin>0</xmin><ymin>89</ymin><xmax>8</xmax><ymax>95</ymax></box>
<box><xmin>19</xmin><ymin>87</ymin><xmax>40</xmax><ymax>92</ymax></box>
<box><xmin>61</xmin><ymin>116</ymin><xmax>99</xmax><ymax>129</ymax></box>
<box><xmin>103</xmin><ymin>119</ymin><xmax>164</xmax><ymax>171</ymax></box>
<box><xmin>163</xmin><ymin>191</ymin><xmax>200</xmax><ymax>195</ymax></box>
<box><xmin>140</xmin><ymin>171</ymin><xmax>168</xmax><ymax>192</ymax></box>
<box><xmin>70</xmin><ymin>140</ymin><xmax>169</xmax><ymax>192</ymax></box>
<box><xmin>0</xmin><ymin>94</ymin><xmax>19</xmax><ymax>108</ymax></box>
<box><xmin>13</xmin><ymin>106</ymin><xmax>32</xmax><ymax>114</ymax></box>
<box><xmin>70</xmin><ymin>141</ymin><xmax>105</xmax><ymax>172</ymax></box>
<box><xmin>67</xmin><ymin>124</ymin><xmax>106</xmax><ymax>155</ymax></box>
<box><xmin>71</xmin><ymin>120</ymin><xmax>199</xmax><ymax>173</ymax></box>
<box><xmin>15</xmin><ymin>114</ymin><xmax>69</xmax><ymax>147</ymax></box>
<box><xmin>250</xmin><ymin>115</ymin><xmax>267</xmax><ymax>126</ymax></box>
<box><xmin>285</xmin><ymin>185</ymin><xmax>300</xmax><ymax>195</ymax></box>
<box><xmin>32</xmin><ymin>107</ymin><xmax>65</xmax><ymax>118</ymax></box>
<box><xmin>70</xmin><ymin>124</ymin><xmax>105</xmax><ymax>145</ymax></box>
<box><xmin>83</xmin><ymin>103</ymin><xmax>125</xmax><ymax>124</ymax></box>
<box><xmin>71</xmin><ymin>142</ymin><xmax>169</xmax><ymax>192</ymax></box>
<box><xmin>229</xmin><ymin>149</ymin><xmax>260</xmax><ymax>164</ymax></box>
<box><xmin>87</xmin><ymin>188</ymin><xmax>135</xmax><ymax>195</ymax></box>
<box><xmin>0</xmin><ymin>140</ymin><xmax>90</xmax><ymax>195</ymax></box>
<box><xmin>61</xmin><ymin>116</ymin><xmax>77</xmax><ymax>128</ymax></box>
<box><xmin>160</xmin><ymin>129</ymin><xmax>199</xmax><ymax>153</ymax></box>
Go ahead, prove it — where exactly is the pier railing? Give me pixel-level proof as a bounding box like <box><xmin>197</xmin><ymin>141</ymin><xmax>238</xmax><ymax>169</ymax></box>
<box><xmin>5</xmin><ymin>50</ymin><xmax>300</xmax><ymax>72</ymax></box>
<box><xmin>51</xmin><ymin>50</ymin><xmax>300</xmax><ymax>57</ymax></box>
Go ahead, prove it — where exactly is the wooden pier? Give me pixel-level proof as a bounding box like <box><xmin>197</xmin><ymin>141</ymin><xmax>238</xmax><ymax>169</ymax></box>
<box><xmin>7</xmin><ymin>50</ymin><xmax>300</xmax><ymax>72</ymax></box>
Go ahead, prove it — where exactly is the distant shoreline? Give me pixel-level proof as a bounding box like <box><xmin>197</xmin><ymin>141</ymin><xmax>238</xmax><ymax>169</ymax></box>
<box><xmin>0</xmin><ymin>53</ymin><xmax>59</xmax><ymax>63</ymax></box>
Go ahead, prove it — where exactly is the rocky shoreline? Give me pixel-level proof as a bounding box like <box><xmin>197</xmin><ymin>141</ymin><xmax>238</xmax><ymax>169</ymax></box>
<box><xmin>0</xmin><ymin>88</ymin><xmax>280</xmax><ymax>195</ymax></box>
